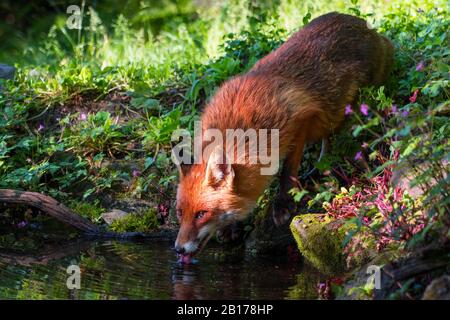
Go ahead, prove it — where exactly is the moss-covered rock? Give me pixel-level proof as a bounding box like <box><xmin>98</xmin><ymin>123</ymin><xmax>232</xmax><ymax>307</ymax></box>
<box><xmin>109</xmin><ymin>208</ymin><xmax>159</xmax><ymax>233</ymax></box>
<box><xmin>290</xmin><ymin>214</ymin><xmax>355</xmax><ymax>275</ymax></box>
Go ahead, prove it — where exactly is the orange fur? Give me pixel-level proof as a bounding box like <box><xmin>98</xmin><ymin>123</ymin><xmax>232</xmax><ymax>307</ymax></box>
<box><xmin>174</xmin><ymin>12</ymin><xmax>393</xmax><ymax>257</ymax></box>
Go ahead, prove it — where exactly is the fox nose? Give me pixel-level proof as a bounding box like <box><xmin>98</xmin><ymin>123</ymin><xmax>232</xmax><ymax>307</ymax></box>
<box><xmin>174</xmin><ymin>245</ymin><xmax>185</xmax><ymax>254</ymax></box>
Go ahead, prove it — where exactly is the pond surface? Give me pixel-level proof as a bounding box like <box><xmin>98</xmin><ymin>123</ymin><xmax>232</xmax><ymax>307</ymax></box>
<box><xmin>0</xmin><ymin>239</ymin><xmax>324</xmax><ymax>300</ymax></box>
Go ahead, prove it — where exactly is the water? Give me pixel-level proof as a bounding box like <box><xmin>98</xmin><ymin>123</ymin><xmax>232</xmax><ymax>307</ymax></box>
<box><xmin>0</xmin><ymin>239</ymin><xmax>324</xmax><ymax>300</ymax></box>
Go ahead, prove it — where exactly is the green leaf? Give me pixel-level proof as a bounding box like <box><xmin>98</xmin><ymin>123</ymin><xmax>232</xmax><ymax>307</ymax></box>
<box><xmin>289</xmin><ymin>188</ymin><xmax>309</xmax><ymax>203</ymax></box>
<box><xmin>144</xmin><ymin>157</ymin><xmax>155</xmax><ymax>170</ymax></box>
<box><xmin>131</xmin><ymin>97</ymin><xmax>161</xmax><ymax>111</ymax></box>
<box><xmin>303</xmin><ymin>13</ymin><xmax>312</xmax><ymax>25</ymax></box>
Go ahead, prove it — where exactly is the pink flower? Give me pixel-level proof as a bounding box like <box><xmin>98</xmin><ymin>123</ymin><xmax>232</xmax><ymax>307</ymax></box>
<box><xmin>80</xmin><ymin>113</ymin><xmax>87</xmax><ymax>121</ymax></box>
<box><xmin>390</xmin><ymin>105</ymin><xmax>398</xmax><ymax>114</ymax></box>
<box><xmin>132</xmin><ymin>170</ymin><xmax>141</xmax><ymax>177</ymax></box>
<box><xmin>362</xmin><ymin>142</ymin><xmax>369</xmax><ymax>149</ymax></box>
<box><xmin>17</xmin><ymin>221</ymin><xmax>28</xmax><ymax>228</ymax></box>
<box><xmin>354</xmin><ymin>151</ymin><xmax>363</xmax><ymax>161</ymax></box>
<box><xmin>360</xmin><ymin>103</ymin><xmax>369</xmax><ymax>116</ymax></box>
<box><xmin>345</xmin><ymin>104</ymin><xmax>353</xmax><ymax>115</ymax></box>
<box><xmin>158</xmin><ymin>203</ymin><xmax>169</xmax><ymax>217</ymax></box>
<box><xmin>415</xmin><ymin>61</ymin><xmax>425</xmax><ymax>71</ymax></box>
<box><xmin>37</xmin><ymin>123</ymin><xmax>45</xmax><ymax>132</ymax></box>
<box><xmin>409</xmin><ymin>89</ymin><xmax>418</xmax><ymax>103</ymax></box>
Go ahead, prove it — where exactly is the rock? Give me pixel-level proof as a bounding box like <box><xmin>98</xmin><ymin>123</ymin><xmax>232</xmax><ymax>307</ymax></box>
<box><xmin>373</xmin><ymin>243</ymin><xmax>450</xmax><ymax>299</ymax></box>
<box><xmin>422</xmin><ymin>275</ymin><xmax>450</xmax><ymax>300</ymax></box>
<box><xmin>101</xmin><ymin>209</ymin><xmax>129</xmax><ymax>225</ymax></box>
<box><xmin>0</xmin><ymin>64</ymin><xmax>15</xmax><ymax>80</ymax></box>
<box><xmin>290</xmin><ymin>214</ymin><xmax>357</xmax><ymax>275</ymax></box>
<box><xmin>391</xmin><ymin>160</ymin><xmax>447</xmax><ymax>199</ymax></box>
<box><xmin>337</xmin><ymin>252</ymin><xmax>394</xmax><ymax>300</ymax></box>
<box><xmin>244</xmin><ymin>205</ymin><xmax>295</xmax><ymax>256</ymax></box>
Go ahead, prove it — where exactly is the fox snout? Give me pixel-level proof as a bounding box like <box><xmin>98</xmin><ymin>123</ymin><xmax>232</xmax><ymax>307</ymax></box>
<box><xmin>174</xmin><ymin>221</ymin><xmax>217</xmax><ymax>256</ymax></box>
<box><xmin>174</xmin><ymin>241</ymin><xmax>197</xmax><ymax>255</ymax></box>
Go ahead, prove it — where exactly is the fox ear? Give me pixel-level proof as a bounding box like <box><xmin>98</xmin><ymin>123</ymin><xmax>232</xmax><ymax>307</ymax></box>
<box><xmin>205</xmin><ymin>146</ymin><xmax>234</xmax><ymax>188</ymax></box>
<box><xmin>177</xmin><ymin>163</ymin><xmax>191</xmax><ymax>178</ymax></box>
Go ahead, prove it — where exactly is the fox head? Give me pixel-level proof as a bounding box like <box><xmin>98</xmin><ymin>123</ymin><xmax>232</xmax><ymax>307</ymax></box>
<box><xmin>174</xmin><ymin>146</ymin><xmax>253</xmax><ymax>260</ymax></box>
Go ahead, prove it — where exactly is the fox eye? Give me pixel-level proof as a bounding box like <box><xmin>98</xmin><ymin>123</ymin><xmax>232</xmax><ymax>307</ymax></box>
<box><xmin>195</xmin><ymin>210</ymin><xmax>207</xmax><ymax>220</ymax></box>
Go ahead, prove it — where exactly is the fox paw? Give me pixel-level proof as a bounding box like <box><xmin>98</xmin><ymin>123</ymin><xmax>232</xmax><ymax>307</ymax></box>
<box><xmin>272</xmin><ymin>196</ymin><xmax>295</xmax><ymax>226</ymax></box>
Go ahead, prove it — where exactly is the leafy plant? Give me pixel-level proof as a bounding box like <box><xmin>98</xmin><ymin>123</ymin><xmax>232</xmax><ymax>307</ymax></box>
<box><xmin>62</xmin><ymin>111</ymin><xmax>128</xmax><ymax>157</ymax></box>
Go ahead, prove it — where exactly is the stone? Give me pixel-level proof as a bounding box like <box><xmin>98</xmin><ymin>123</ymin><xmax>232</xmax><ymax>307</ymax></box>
<box><xmin>0</xmin><ymin>64</ymin><xmax>15</xmax><ymax>80</ymax></box>
<box><xmin>101</xmin><ymin>209</ymin><xmax>129</xmax><ymax>225</ymax></box>
<box><xmin>244</xmin><ymin>204</ymin><xmax>295</xmax><ymax>256</ymax></box>
<box><xmin>290</xmin><ymin>214</ymin><xmax>350</xmax><ymax>275</ymax></box>
<box><xmin>422</xmin><ymin>275</ymin><xmax>450</xmax><ymax>300</ymax></box>
<box><xmin>337</xmin><ymin>252</ymin><xmax>394</xmax><ymax>300</ymax></box>
<box><xmin>391</xmin><ymin>160</ymin><xmax>448</xmax><ymax>199</ymax></box>
<box><xmin>288</xmin><ymin>213</ymin><xmax>376</xmax><ymax>275</ymax></box>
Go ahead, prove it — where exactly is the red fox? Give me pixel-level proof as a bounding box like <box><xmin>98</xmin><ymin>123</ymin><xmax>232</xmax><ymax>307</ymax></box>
<box><xmin>174</xmin><ymin>12</ymin><xmax>393</xmax><ymax>262</ymax></box>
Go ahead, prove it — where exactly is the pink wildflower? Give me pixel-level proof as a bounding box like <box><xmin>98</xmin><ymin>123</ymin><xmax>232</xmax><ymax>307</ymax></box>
<box><xmin>345</xmin><ymin>104</ymin><xmax>353</xmax><ymax>115</ymax></box>
<box><xmin>415</xmin><ymin>61</ymin><xmax>424</xmax><ymax>71</ymax></box>
<box><xmin>391</xmin><ymin>105</ymin><xmax>398</xmax><ymax>114</ymax></box>
<box><xmin>360</xmin><ymin>103</ymin><xmax>369</xmax><ymax>116</ymax></box>
<box><xmin>17</xmin><ymin>221</ymin><xmax>28</xmax><ymax>228</ymax></box>
<box><xmin>132</xmin><ymin>170</ymin><xmax>141</xmax><ymax>177</ymax></box>
<box><xmin>409</xmin><ymin>89</ymin><xmax>419</xmax><ymax>103</ymax></box>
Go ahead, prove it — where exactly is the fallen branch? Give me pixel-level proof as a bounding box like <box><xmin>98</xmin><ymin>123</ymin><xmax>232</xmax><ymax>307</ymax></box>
<box><xmin>0</xmin><ymin>189</ymin><xmax>177</xmax><ymax>239</ymax></box>
<box><xmin>0</xmin><ymin>189</ymin><xmax>99</xmax><ymax>233</ymax></box>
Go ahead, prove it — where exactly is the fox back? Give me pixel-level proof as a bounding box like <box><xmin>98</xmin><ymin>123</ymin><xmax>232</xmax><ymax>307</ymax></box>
<box><xmin>174</xmin><ymin>12</ymin><xmax>393</xmax><ymax>260</ymax></box>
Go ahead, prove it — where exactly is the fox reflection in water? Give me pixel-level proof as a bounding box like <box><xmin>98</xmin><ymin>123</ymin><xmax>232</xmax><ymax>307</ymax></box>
<box><xmin>0</xmin><ymin>239</ymin><xmax>322</xmax><ymax>300</ymax></box>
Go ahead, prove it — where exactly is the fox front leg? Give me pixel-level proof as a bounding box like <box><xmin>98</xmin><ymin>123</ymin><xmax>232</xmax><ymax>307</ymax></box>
<box><xmin>272</xmin><ymin>131</ymin><xmax>307</xmax><ymax>226</ymax></box>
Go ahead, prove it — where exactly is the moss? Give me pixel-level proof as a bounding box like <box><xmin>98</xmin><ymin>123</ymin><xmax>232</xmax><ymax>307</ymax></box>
<box><xmin>286</xmin><ymin>263</ymin><xmax>326</xmax><ymax>299</ymax></box>
<box><xmin>109</xmin><ymin>208</ymin><xmax>158</xmax><ymax>233</ymax></box>
<box><xmin>68</xmin><ymin>200</ymin><xmax>106</xmax><ymax>221</ymax></box>
<box><xmin>290</xmin><ymin>214</ymin><xmax>355</xmax><ymax>275</ymax></box>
